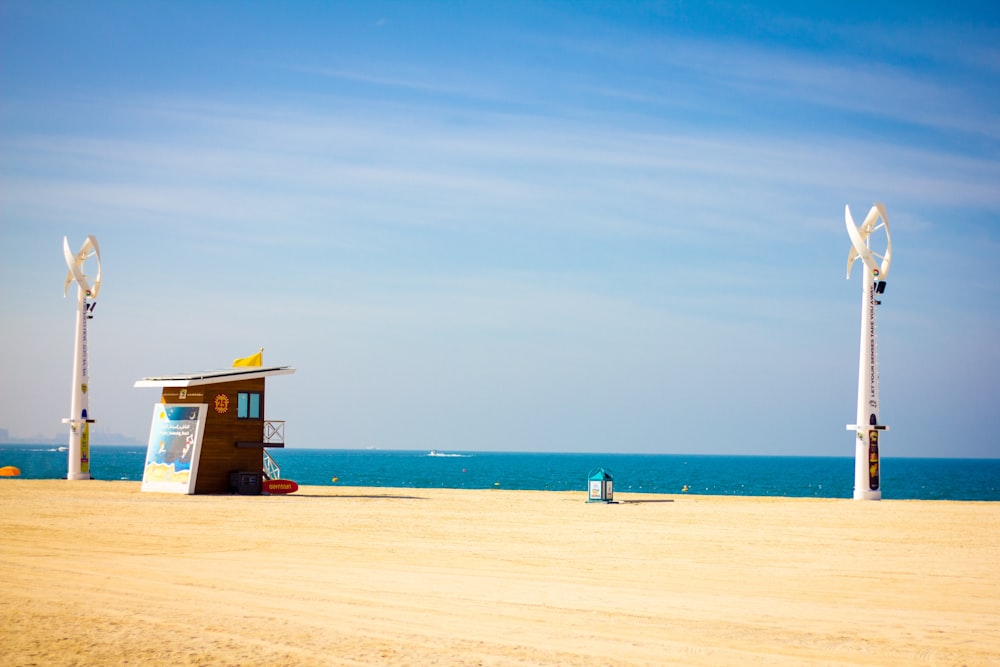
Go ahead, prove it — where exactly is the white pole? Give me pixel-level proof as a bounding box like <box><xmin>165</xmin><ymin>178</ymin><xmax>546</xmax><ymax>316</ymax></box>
<box><xmin>65</xmin><ymin>286</ymin><xmax>92</xmax><ymax>478</ymax></box>
<box><xmin>851</xmin><ymin>273</ymin><xmax>881</xmax><ymax>499</ymax></box>
<box><xmin>63</xmin><ymin>236</ymin><xmax>101</xmax><ymax>480</ymax></box>
<box><xmin>844</xmin><ymin>205</ymin><xmax>891</xmax><ymax>500</ymax></box>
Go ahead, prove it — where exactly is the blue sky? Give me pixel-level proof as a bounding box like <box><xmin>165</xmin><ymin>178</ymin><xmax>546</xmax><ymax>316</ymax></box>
<box><xmin>2</xmin><ymin>1</ymin><xmax>998</xmax><ymax>457</ymax></box>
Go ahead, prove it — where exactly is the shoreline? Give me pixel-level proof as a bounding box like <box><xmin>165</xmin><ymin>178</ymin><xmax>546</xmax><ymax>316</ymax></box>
<box><xmin>2</xmin><ymin>480</ymin><xmax>998</xmax><ymax>665</ymax></box>
<box><xmin>2</xmin><ymin>477</ymin><xmax>998</xmax><ymax>503</ymax></box>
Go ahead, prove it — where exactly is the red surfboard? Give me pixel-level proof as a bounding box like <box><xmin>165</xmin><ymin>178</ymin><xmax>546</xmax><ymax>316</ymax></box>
<box><xmin>263</xmin><ymin>479</ymin><xmax>299</xmax><ymax>494</ymax></box>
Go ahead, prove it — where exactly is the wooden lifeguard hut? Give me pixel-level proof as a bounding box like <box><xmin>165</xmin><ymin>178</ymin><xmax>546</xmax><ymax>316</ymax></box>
<box><xmin>133</xmin><ymin>358</ymin><xmax>295</xmax><ymax>495</ymax></box>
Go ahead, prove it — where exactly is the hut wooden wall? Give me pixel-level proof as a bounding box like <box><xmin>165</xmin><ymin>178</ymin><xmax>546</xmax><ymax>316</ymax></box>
<box><xmin>159</xmin><ymin>378</ymin><xmax>266</xmax><ymax>494</ymax></box>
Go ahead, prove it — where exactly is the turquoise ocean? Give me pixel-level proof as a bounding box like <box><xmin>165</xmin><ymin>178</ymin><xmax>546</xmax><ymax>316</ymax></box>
<box><xmin>1</xmin><ymin>444</ymin><xmax>998</xmax><ymax>500</ymax></box>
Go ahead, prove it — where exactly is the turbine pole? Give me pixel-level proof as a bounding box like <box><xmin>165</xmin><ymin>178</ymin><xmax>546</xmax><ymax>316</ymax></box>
<box><xmin>62</xmin><ymin>236</ymin><xmax>102</xmax><ymax>480</ymax></box>
<box><xmin>844</xmin><ymin>204</ymin><xmax>891</xmax><ymax>500</ymax></box>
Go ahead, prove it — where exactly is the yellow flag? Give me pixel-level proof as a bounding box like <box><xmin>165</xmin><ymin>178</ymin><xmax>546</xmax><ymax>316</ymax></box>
<box><xmin>233</xmin><ymin>348</ymin><xmax>263</xmax><ymax>367</ymax></box>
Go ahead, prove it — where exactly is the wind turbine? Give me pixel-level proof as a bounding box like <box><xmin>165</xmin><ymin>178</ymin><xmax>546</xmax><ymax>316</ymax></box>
<box><xmin>845</xmin><ymin>204</ymin><xmax>892</xmax><ymax>500</ymax></box>
<box><xmin>62</xmin><ymin>236</ymin><xmax>102</xmax><ymax>480</ymax></box>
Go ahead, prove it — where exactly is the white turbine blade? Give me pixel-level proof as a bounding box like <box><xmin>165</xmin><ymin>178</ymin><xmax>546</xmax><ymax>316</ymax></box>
<box><xmin>63</xmin><ymin>237</ymin><xmax>81</xmax><ymax>296</ymax></box>
<box><xmin>63</xmin><ymin>237</ymin><xmax>73</xmax><ymax>296</ymax></box>
<box><xmin>859</xmin><ymin>204</ymin><xmax>881</xmax><ymax>236</ymax></box>
<box><xmin>63</xmin><ymin>236</ymin><xmax>99</xmax><ymax>296</ymax></box>
<box><xmin>845</xmin><ymin>206</ymin><xmax>861</xmax><ymax>278</ymax></box>
<box><xmin>845</xmin><ymin>205</ymin><xmax>879</xmax><ymax>278</ymax></box>
<box><xmin>84</xmin><ymin>235</ymin><xmax>102</xmax><ymax>298</ymax></box>
<box><xmin>873</xmin><ymin>202</ymin><xmax>892</xmax><ymax>278</ymax></box>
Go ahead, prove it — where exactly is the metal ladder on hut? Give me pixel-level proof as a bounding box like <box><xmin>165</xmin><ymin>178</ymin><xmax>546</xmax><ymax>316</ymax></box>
<box><xmin>263</xmin><ymin>449</ymin><xmax>280</xmax><ymax>481</ymax></box>
<box><xmin>261</xmin><ymin>420</ymin><xmax>285</xmax><ymax>480</ymax></box>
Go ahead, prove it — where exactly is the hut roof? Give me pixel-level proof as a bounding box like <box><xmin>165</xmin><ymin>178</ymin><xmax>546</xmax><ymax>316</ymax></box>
<box><xmin>133</xmin><ymin>366</ymin><xmax>295</xmax><ymax>388</ymax></box>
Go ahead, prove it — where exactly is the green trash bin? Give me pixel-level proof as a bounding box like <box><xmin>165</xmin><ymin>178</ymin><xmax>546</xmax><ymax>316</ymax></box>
<box><xmin>587</xmin><ymin>467</ymin><xmax>614</xmax><ymax>503</ymax></box>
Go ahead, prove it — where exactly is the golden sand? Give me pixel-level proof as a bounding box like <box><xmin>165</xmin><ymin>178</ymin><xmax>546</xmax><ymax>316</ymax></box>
<box><xmin>1</xmin><ymin>481</ymin><xmax>997</xmax><ymax>666</ymax></box>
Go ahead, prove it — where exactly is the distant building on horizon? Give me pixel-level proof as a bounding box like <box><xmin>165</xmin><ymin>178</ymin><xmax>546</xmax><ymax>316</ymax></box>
<box><xmin>0</xmin><ymin>427</ymin><xmax>142</xmax><ymax>446</ymax></box>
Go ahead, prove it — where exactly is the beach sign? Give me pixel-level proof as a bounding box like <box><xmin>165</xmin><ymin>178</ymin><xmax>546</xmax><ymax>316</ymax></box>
<box><xmin>140</xmin><ymin>403</ymin><xmax>207</xmax><ymax>494</ymax></box>
<box><xmin>263</xmin><ymin>479</ymin><xmax>299</xmax><ymax>494</ymax></box>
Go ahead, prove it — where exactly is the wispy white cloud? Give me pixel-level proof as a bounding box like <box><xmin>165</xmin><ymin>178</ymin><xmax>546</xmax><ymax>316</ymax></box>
<box><xmin>541</xmin><ymin>19</ymin><xmax>1000</xmax><ymax>141</ymax></box>
<box><xmin>5</xmin><ymin>91</ymin><xmax>997</xmax><ymax>253</ymax></box>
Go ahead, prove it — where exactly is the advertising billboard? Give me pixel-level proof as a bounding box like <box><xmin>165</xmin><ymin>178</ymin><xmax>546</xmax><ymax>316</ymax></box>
<box><xmin>140</xmin><ymin>404</ymin><xmax>207</xmax><ymax>494</ymax></box>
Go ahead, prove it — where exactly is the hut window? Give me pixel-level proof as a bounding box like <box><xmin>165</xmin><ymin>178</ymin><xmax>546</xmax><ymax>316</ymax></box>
<box><xmin>237</xmin><ymin>391</ymin><xmax>262</xmax><ymax>419</ymax></box>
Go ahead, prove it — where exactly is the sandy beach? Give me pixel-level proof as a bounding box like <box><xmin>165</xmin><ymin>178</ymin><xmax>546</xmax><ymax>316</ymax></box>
<box><xmin>1</xmin><ymin>481</ymin><xmax>997</xmax><ymax>666</ymax></box>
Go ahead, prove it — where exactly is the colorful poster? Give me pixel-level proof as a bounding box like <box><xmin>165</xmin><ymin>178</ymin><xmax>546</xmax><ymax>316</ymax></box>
<box><xmin>868</xmin><ymin>430</ymin><xmax>880</xmax><ymax>491</ymax></box>
<box><xmin>141</xmin><ymin>403</ymin><xmax>207</xmax><ymax>494</ymax></box>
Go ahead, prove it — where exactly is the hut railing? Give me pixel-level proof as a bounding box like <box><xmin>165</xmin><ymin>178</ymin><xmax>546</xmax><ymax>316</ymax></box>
<box><xmin>264</xmin><ymin>420</ymin><xmax>285</xmax><ymax>446</ymax></box>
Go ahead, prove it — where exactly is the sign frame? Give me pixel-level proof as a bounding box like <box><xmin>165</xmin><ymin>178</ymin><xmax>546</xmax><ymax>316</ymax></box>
<box><xmin>140</xmin><ymin>403</ymin><xmax>208</xmax><ymax>494</ymax></box>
